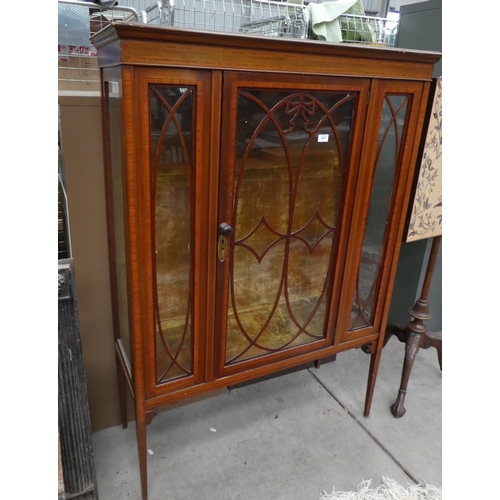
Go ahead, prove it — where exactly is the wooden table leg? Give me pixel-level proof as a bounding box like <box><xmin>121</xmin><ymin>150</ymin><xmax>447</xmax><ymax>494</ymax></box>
<box><xmin>390</xmin><ymin>236</ymin><xmax>442</xmax><ymax>418</ymax></box>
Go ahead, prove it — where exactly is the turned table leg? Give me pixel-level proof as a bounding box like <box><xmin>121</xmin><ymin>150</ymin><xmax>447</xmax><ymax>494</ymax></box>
<box><xmin>390</xmin><ymin>235</ymin><xmax>442</xmax><ymax>418</ymax></box>
<box><xmin>391</xmin><ymin>331</ymin><xmax>420</xmax><ymax>417</ymax></box>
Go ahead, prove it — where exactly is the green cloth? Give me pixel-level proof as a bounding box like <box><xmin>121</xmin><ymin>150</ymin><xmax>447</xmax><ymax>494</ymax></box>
<box><xmin>307</xmin><ymin>0</ymin><xmax>376</xmax><ymax>43</ymax></box>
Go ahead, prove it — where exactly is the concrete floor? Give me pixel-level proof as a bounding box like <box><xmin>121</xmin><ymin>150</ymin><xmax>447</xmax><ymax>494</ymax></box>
<box><xmin>91</xmin><ymin>335</ymin><xmax>442</xmax><ymax>500</ymax></box>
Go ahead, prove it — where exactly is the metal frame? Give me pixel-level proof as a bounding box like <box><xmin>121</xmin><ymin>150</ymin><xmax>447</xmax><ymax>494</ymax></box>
<box><xmin>58</xmin><ymin>0</ymin><xmax>142</xmax><ymax>22</ymax></box>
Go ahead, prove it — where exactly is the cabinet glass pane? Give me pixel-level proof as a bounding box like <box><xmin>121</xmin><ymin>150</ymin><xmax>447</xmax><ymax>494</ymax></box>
<box><xmin>350</xmin><ymin>95</ymin><xmax>410</xmax><ymax>330</ymax></box>
<box><xmin>150</xmin><ymin>85</ymin><xmax>194</xmax><ymax>383</ymax></box>
<box><xmin>226</xmin><ymin>89</ymin><xmax>356</xmax><ymax>364</ymax></box>
<box><xmin>108</xmin><ymin>81</ymin><xmax>131</xmax><ymax>362</ymax></box>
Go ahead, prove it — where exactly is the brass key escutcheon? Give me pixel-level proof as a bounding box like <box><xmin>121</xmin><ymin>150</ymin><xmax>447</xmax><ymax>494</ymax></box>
<box><xmin>218</xmin><ymin>223</ymin><xmax>233</xmax><ymax>262</ymax></box>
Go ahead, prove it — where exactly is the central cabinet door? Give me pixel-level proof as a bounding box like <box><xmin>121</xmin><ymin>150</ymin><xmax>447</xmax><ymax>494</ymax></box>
<box><xmin>214</xmin><ymin>73</ymin><xmax>370</xmax><ymax>377</ymax></box>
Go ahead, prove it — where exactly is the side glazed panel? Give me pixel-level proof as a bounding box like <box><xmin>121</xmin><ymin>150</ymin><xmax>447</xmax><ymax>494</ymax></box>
<box><xmin>149</xmin><ymin>85</ymin><xmax>195</xmax><ymax>383</ymax></box>
<box><xmin>134</xmin><ymin>68</ymin><xmax>212</xmax><ymax>397</ymax></box>
<box><xmin>350</xmin><ymin>95</ymin><xmax>410</xmax><ymax>330</ymax></box>
<box><xmin>337</xmin><ymin>80</ymin><xmax>426</xmax><ymax>344</ymax></box>
<box><xmin>216</xmin><ymin>73</ymin><xmax>369</xmax><ymax>375</ymax></box>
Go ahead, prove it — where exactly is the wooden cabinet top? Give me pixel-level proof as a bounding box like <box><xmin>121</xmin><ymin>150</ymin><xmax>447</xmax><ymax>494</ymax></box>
<box><xmin>91</xmin><ymin>22</ymin><xmax>441</xmax><ymax>80</ymax></box>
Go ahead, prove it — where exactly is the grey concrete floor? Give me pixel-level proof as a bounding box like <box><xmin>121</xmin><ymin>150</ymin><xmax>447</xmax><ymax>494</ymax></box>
<box><xmin>91</xmin><ymin>336</ymin><xmax>442</xmax><ymax>500</ymax></box>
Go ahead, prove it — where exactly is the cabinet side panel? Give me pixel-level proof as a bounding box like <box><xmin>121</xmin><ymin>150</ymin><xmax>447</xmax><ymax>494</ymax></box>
<box><xmin>107</xmin><ymin>78</ymin><xmax>133</xmax><ymax>365</ymax></box>
<box><xmin>122</xmin><ymin>66</ymin><xmax>148</xmax><ymax>413</ymax></box>
<box><xmin>100</xmin><ymin>67</ymin><xmax>135</xmax><ymax>399</ymax></box>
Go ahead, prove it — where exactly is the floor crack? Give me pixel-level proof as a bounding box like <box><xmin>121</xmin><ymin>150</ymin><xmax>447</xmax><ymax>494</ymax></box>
<box><xmin>307</xmin><ymin>367</ymin><xmax>418</xmax><ymax>484</ymax></box>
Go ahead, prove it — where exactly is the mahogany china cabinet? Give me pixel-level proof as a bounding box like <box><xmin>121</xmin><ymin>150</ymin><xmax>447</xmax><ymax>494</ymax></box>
<box><xmin>91</xmin><ymin>22</ymin><xmax>440</xmax><ymax>499</ymax></box>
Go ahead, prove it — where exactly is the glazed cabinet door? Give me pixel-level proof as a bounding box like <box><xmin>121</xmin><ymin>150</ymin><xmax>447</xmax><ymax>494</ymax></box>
<box><xmin>214</xmin><ymin>72</ymin><xmax>370</xmax><ymax>377</ymax></box>
<box><xmin>131</xmin><ymin>68</ymin><xmax>213</xmax><ymax>399</ymax></box>
<box><xmin>337</xmin><ymin>80</ymin><xmax>427</xmax><ymax>344</ymax></box>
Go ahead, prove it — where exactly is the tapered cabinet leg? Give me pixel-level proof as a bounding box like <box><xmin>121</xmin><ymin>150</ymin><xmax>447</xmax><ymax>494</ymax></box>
<box><xmin>136</xmin><ymin>419</ymin><xmax>148</xmax><ymax>500</ymax></box>
<box><xmin>116</xmin><ymin>353</ymin><xmax>128</xmax><ymax>429</ymax></box>
<box><xmin>364</xmin><ymin>343</ymin><xmax>381</xmax><ymax>417</ymax></box>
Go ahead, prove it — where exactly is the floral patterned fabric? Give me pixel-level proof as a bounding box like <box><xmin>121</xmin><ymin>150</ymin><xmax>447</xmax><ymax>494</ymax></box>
<box><xmin>406</xmin><ymin>78</ymin><xmax>442</xmax><ymax>242</ymax></box>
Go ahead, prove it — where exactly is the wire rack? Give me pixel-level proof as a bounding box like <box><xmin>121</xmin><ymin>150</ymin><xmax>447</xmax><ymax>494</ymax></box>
<box><xmin>58</xmin><ymin>0</ymin><xmax>398</xmax><ymax>91</ymax></box>
<box><xmin>145</xmin><ymin>0</ymin><xmax>397</xmax><ymax>43</ymax></box>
